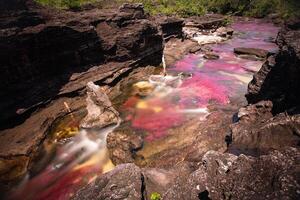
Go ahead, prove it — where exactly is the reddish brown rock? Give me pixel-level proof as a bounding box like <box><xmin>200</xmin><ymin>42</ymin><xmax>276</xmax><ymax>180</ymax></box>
<box><xmin>234</xmin><ymin>47</ymin><xmax>269</xmax><ymax>58</ymax></box>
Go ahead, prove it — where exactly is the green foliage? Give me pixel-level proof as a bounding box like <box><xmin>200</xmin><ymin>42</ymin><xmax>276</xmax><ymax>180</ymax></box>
<box><xmin>35</xmin><ymin>0</ymin><xmax>111</xmax><ymax>9</ymax></box>
<box><xmin>34</xmin><ymin>0</ymin><xmax>300</xmax><ymax>19</ymax></box>
<box><xmin>62</xmin><ymin>0</ymin><xmax>80</xmax><ymax>9</ymax></box>
<box><xmin>204</xmin><ymin>0</ymin><xmax>250</xmax><ymax>15</ymax></box>
<box><xmin>150</xmin><ymin>192</ymin><xmax>161</xmax><ymax>200</ymax></box>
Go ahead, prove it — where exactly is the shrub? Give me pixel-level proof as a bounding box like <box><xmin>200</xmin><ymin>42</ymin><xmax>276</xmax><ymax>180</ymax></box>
<box><xmin>63</xmin><ymin>0</ymin><xmax>80</xmax><ymax>9</ymax></box>
<box><xmin>34</xmin><ymin>0</ymin><xmax>300</xmax><ymax>19</ymax></box>
<box><xmin>150</xmin><ymin>192</ymin><xmax>161</xmax><ymax>200</ymax></box>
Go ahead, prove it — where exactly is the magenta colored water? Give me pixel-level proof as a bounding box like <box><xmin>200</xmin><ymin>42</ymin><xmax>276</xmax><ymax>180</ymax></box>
<box><xmin>123</xmin><ymin>19</ymin><xmax>279</xmax><ymax>141</ymax></box>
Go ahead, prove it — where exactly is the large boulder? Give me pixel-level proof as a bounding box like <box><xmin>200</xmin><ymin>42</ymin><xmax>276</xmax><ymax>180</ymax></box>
<box><xmin>229</xmin><ymin>101</ymin><xmax>300</xmax><ymax>156</ymax></box>
<box><xmin>246</xmin><ymin>20</ymin><xmax>300</xmax><ymax>113</ymax></box>
<box><xmin>164</xmin><ymin>148</ymin><xmax>300</xmax><ymax>200</ymax></box>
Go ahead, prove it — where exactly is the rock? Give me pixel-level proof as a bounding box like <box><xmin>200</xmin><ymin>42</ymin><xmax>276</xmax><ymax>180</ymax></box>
<box><xmin>164</xmin><ymin>37</ymin><xmax>199</xmax><ymax>66</ymax></box>
<box><xmin>142</xmin><ymin>162</ymin><xmax>194</xmax><ymax>200</ymax></box>
<box><xmin>234</xmin><ymin>47</ymin><xmax>269</xmax><ymax>58</ymax></box>
<box><xmin>154</xmin><ymin>16</ymin><xmax>184</xmax><ymax>40</ymax></box>
<box><xmin>185</xmin><ymin>14</ymin><xmax>226</xmax><ymax>30</ymax></box>
<box><xmin>80</xmin><ymin>82</ymin><xmax>120</xmax><ymax>129</ymax></box>
<box><xmin>107</xmin><ymin>124</ymin><xmax>143</xmax><ymax>165</ymax></box>
<box><xmin>132</xmin><ymin>81</ymin><xmax>154</xmax><ymax>97</ymax></box>
<box><xmin>229</xmin><ymin>101</ymin><xmax>300</xmax><ymax>156</ymax></box>
<box><xmin>118</xmin><ymin>3</ymin><xmax>145</xmax><ymax>19</ymax></box>
<box><xmin>71</xmin><ymin>164</ymin><xmax>143</xmax><ymax>200</ymax></box>
<box><xmin>215</xmin><ymin>26</ymin><xmax>234</xmax><ymax>37</ymax></box>
<box><xmin>164</xmin><ymin>148</ymin><xmax>300</xmax><ymax>200</ymax></box>
<box><xmin>246</xmin><ymin>21</ymin><xmax>300</xmax><ymax>113</ymax></box>
<box><xmin>203</xmin><ymin>51</ymin><xmax>220</xmax><ymax>60</ymax></box>
<box><xmin>189</xmin><ymin>45</ymin><xmax>202</xmax><ymax>54</ymax></box>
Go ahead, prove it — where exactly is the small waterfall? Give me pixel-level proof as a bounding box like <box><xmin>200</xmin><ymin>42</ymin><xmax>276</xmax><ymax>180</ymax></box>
<box><xmin>162</xmin><ymin>54</ymin><xmax>167</xmax><ymax>76</ymax></box>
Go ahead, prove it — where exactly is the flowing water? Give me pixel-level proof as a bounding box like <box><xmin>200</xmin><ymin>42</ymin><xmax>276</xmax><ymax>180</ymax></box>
<box><xmin>9</xmin><ymin>18</ymin><xmax>279</xmax><ymax>199</ymax></box>
<box><xmin>122</xmin><ymin>19</ymin><xmax>279</xmax><ymax>166</ymax></box>
<box><xmin>123</xmin><ymin>19</ymin><xmax>278</xmax><ymax>143</ymax></box>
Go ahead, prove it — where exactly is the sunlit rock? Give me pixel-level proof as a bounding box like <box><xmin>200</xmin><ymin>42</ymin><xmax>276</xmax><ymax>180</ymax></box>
<box><xmin>215</xmin><ymin>26</ymin><xmax>234</xmax><ymax>37</ymax></box>
<box><xmin>132</xmin><ymin>81</ymin><xmax>154</xmax><ymax>97</ymax></box>
<box><xmin>80</xmin><ymin>82</ymin><xmax>120</xmax><ymax>129</ymax></box>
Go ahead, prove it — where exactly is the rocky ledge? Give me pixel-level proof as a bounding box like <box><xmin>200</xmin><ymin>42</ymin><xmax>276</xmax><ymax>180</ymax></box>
<box><xmin>247</xmin><ymin>20</ymin><xmax>300</xmax><ymax>114</ymax></box>
<box><xmin>0</xmin><ymin>0</ymin><xmax>164</xmax><ymax>189</ymax></box>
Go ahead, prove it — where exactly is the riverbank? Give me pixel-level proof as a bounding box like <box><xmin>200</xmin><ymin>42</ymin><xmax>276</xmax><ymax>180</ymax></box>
<box><xmin>0</xmin><ymin>1</ymin><xmax>299</xmax><ymax>200</ymax></box>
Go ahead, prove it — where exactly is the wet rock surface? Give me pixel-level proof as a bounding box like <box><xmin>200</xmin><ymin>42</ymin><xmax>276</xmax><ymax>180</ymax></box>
<box><xmin>107</xmin><ymin>124</ymin><xmax>143</xmax><ymax>165</ymax></box>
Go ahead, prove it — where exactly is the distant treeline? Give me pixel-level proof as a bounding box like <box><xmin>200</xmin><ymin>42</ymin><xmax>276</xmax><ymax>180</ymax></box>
<box><xmin>35</xmin><ymin>0</ymin><xmax>300</xmax><ymax>19</ymax></box>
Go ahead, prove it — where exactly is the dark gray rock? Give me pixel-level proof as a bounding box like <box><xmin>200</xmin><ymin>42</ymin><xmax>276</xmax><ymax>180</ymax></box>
<box><xmin>164</xmin><ymin>148</ymin><xmax>300</xmax><ymax>200</ymax></box>
<box><xmin>246</xmin><ymin>20</ymin><xmax>300</xmax><ymax>113</ymax></box>
<box><xmin>71</xmin><ymin>164</ymin><xmax>143</xmax><ymax>200</ymax></box>
<box><xmin>229</xmin><ymin>100</ymin><xmax>300</xmax><ymax>156</ymax></box>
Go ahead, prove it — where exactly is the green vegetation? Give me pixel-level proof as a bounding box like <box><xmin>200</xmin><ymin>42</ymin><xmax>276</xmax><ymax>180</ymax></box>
<box><xmin>35</xmin><ymin>0</ymin><xmax>115</xmax><ymax>9</ymax></box>
<box><xmin>150</xmin><ymin>192</ymin><xmax>162</xmax><ymax>200</ymax></box>
<box><xmin>35</xmin><ymin>0</ymin><xmax>300</xmax><ymax>19</ymax></box>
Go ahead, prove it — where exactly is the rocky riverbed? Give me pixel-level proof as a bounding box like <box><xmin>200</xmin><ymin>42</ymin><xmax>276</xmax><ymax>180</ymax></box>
<box><xmin>0</xmin><ymin>1</ymin><xmax>299</xmax><ymax>200</ymax></box>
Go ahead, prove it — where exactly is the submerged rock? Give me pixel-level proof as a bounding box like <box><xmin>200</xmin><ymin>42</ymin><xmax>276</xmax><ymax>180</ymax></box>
<box><xmin>203</xmin><ymin>51</ymin><xmax>220</xmax><ymax>60</ymax></box>
<box><xmin>107</xmin><ymin>124</ymin><xmax>143</xmax><ymax>165</ymax></box>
